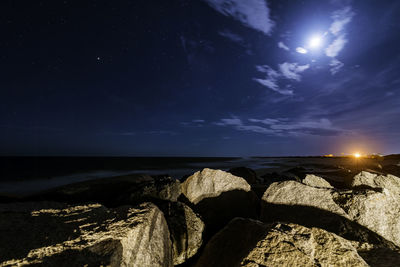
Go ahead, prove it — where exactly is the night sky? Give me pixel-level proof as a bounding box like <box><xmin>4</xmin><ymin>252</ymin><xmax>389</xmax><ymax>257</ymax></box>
<box><xmin>1</xmin><ymin>0</ymin><xmax>400</xmax><ymax>156</ymax></box>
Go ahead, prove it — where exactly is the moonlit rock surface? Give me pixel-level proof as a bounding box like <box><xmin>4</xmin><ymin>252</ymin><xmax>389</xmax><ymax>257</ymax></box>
<box><xmin>0</xmin><ymin>202</ymin><xmax>173</xmax><ymax>267</ymax></box>
<box><xmin>261</xmin><ymin>181</ymin><xmax>400</xmax><ymax>248</ymax></box>
<box><xmin>351</xmin><ymin>171</ymin><xmax>400</xmax><ymax>196</ymax></box>
<box><xmin>302</xmin><ymin>174</ymin><xmax>333</xmax><ymax>188</ymax></box>
<box><xmin>195</xmin><ymin>218</ymin><xmax>368</xmax><ymax>267</ymax></box>
<box><xmin>181</xmin><ymin>168</ymin><xmax>251</xmax><ymax>204</ymax></box>
<box><xmin>158</xmin><ymin>201</ymin><xmax>205</xmax><ymax>265</ymax></box>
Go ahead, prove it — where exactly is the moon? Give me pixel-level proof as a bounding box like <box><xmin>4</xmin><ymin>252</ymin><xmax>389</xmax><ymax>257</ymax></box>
<box><xmin>308</xmin><ymin>35</ymin><xmax>323</xmax><ymax>48</ymax></box>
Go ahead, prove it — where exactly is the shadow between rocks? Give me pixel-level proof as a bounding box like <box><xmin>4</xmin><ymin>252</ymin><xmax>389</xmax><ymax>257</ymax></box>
<box><xmin>193</xmin><ymin>217</ymin><xmax>272</xmax><ymax>267</ymax></box>
<box><xmin>260</xmin><ymin>202</ymin><xmax>400</xmax><ymax>266</ymax></box>
<box><xmin>183</xmin><ymin>190</ymin><xmax>258</xmax><ymax>242</ymax></box>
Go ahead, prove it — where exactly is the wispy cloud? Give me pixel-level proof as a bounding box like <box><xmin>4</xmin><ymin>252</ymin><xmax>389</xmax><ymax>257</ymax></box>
<box><xmin>248</xmin><ymin>118</ymin><xmax>281</xmax><ymax>125</ymax></box>
<box><xmin>279</xmin><ymin>62</ymin><xmax>310</xmax><ymax>81</ymax></box>
<box><xmin>325</xmin><ymin>35</ymin><xmax>347</xmax><ymax>57</ymax></box>
<box><xmin>214</xmin><ymin>118</ymin><xmax>276</xmax><ymax>134</ymax></box>
<box><xmin>215</xmin><ymin>117</ymin><xmax>347</xmax><ymax>136</ymax></box>
<box><xmin>181</xmin><ymin>120</ymin><xmax>206</xmax><ymax>127</ymax></box>
<box><xmin>329</xmin><ymin>6</ymin><xmax>354</xmax><ymax>36</ymax></box>
<box><xmin>203</xmin><ymin>0</ymin><xmax>274</xmax><ymax>35</ymax></box>
<box><xmin>329</xmin><ymin>58</ymin><xmax>344</xmax><ymax>75</ymax></box>
<box><xmin>214</xmin><ymin>118</ymin><xmax>242</xmax><ymax>126</ymax></box>
<box><xmin>253</xmin><ymin>65</ymin><xmax>294</xmax><ymax>95</ymax></box>
<box><xmin>278</xmin><ymin>41</ymin><xmax>290</xmax><ymax>51</ymax></box>
<box><xmin>218</xmin><ymin>29</ymin><xmax>253</xmax><ymax>54</ymax></box>
<box><xmin>325</xmin><ymin>6</ymin><xmax>354</xmax><ymax>74</ymax></box>
<box><xmin>253</xmin><ymin>63</ymin><xmax>310</xmax><ymax>95</ymax></box>
<box><xmin>218</xmin><ymin>30</ymin><xmax>243</xmax><ymax>43</ymax></box>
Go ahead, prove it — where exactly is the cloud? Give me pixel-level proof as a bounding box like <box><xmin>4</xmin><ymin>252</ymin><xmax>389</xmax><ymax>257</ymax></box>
<box><xmin>329</xmin><ymin>58</ymin><xmax>344</xmax><ymax>75</ymax></box>
<box><xmin>218</xmin><ymin>30</ymin><xmax>243</xmax><ymax>43</ymax></box>
<box><xmin>215</xmin><ymin>118</ymin><xmax>276</xmax><ymax>134</ymax></box>
<box><xmin>329</xmin><ymin>6</ymin><xmax>354</xmax><ymax>36</ymax></box>
<box><xmin>236</xmin><ymin>125</ymin><xmax>276</xmax><ymax>134</ymax></box>
<box><xmin>215</xmin><ymin>117</ymin><xmax>346</xmax><ymax>136</ymax></box>
<box><xmin>296</xmin><ymin>47</ymin><xmax>308</xmax><ymax>54</ymax></box>
<box><xmin>325</xmin><ymin>6</ymin><xmax>354</xmax><ymax>58</ymax></box>
<box><xmin>203</xmin><ymin>0</ymin><xmax>274</xmax><ymax>35</ymax></box>
<box><xmin>248</xmin><ymin>118</ymin><xmax>281</xmax><ymax>125</ymax></box>
<box><xmin>253</xmin><ymin>63</ymin><xmax>310</xmax><ymax>95</ymax></box>
<box><xmin>214</xmin><ymin>118</ymin><xmax>242</xmax><ymax>126</ymax></box>
<box><xmin>181</xmin><ymin>120</ymin><xmax>205</xmax><ymax>127</ymax></box>
<box><xmin>278</xmin><ymin>41</ymin><xmax>290</xmax><ymax>51</ymax></box>
<box><xmin>279</xmin><ymin>62</ymin><xmax>310</xmax><ymax>81</ymax></box>
<box><xmin>218</xmin><ymin>29</ymin><xmax>253</xmax><ymax>54</ymax></box>
<box><xmin>253</xmin><ymin>65</ymin><xmax>294</xmax><ymax>95</ymax></box>
<box><xmin>325</xmin><ymin>35</ymin><xmax>347</xmax><ymax>57</ymax></box>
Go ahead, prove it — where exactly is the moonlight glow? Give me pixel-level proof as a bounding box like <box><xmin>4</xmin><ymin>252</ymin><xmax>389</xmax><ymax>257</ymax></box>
<box><xmin>308</xmin><ymin>35</ymin><xmax>323</xmax><ymax>48</ymax></box>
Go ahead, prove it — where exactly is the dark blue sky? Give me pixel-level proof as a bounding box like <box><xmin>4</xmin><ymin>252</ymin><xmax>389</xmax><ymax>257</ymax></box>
<box><xmin>1</xmin><ymin>0</ymin><xmax>400</xmax><ymax>156</ymax></box>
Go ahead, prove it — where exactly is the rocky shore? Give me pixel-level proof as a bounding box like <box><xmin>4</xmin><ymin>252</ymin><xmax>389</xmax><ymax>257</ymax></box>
<box><xmin>1</xmin><ymin>160</ymin><xmax>400</xmax><ymax>266</ymax></box>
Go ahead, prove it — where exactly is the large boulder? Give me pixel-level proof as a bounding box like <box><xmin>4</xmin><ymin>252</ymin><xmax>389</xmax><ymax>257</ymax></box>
<box><xmin>181</xmin><ymin>168</ymin><xmax>251</xmax><ymax>204</ymax></box>
<box><xmin>260</xmin><ymin>171</ymin><xmax>300</xmax><ymax>187</ymax></box>
<box><xmin>351</xmin><ymin>171</ymin><xmax>400</xmax><ymax>196</ymax></box>
<box><xmin>158</xmin><ymin>201</ymin><xmax>204</xmax><ymax>265</ymax></box>
<box><xmin>181</xmin><ymin>168</ymin><xmax>257</xmax><ymax>236</ymax></box>
<box><xmin>261</xmin><ymin>181</ymin><xmax>400</xmax><ymax>265</ymax></box>
<box><xmin>228</xmin><ymin>167</ymin><xmax>258</xmax><ymax>184</ymax></box>
<box><xmin>302</xmin><ymin>174</ymin><xmax>333</xmax><ymax>188</ymax></box>
<box><xmin>27</xmin><ymin>174</ymin><xmax>181</xmax><ymax>207</ymax></box>
<box><xmin>195</xmin><ymin>218</ymin><xmax>368</xmax><ymax>267</ymax></box>
<box><xmin>0</xmin><ymin>201</ymin><xmax>173</xmax><ymax>267</ymax></box>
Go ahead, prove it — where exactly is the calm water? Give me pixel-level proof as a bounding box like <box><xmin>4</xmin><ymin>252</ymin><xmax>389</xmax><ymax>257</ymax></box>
<box><xmin>0</xmin><ymin>157</ymin><xmax>285</xmax><ymax>195</ymax></box>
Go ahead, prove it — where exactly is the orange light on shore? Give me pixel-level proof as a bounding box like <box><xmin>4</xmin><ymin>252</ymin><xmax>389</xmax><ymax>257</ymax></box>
<box><xmin>354</xmin><ymin>152</ymin><xmax>361</xmax><ymax>158</ymax></box>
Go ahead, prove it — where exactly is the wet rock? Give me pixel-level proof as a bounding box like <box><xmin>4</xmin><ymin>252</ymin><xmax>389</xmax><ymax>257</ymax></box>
<box><xmin>195</xmin><ymin>218</ymin><xmax>368</xmax><ymax>267</ymax></box>
<box><xmin>181</xmin><ymin>168</ymin><xmax>257</xmax><ymax>236</ymax></box>
<box><xmin>0</xmin><ymin>202</ymin><xmax>173</xmax><ymax>267</ymax></box>
<box><xmin>158</xmin><ymin>201</ymin><xmax>204</xmax><ymax>265</ymax></box>
<box><xmin>28</xmin><ymin>174</ymin><xmax>181</xmax><ymax>207</ymax></box>
<box><xmin>351</xmin><ymin>171</ymin><xmax>400</xmax><ymax>196</ymax></box>
<box><xmin>228</xmin><ymin>167</ymin><xmax>258</xmax><ymax>184</ymax></box>
<box><xmin>302</xmin><ymin>174</ymin><xmax>333</xmax><ymax>188</ymax></box>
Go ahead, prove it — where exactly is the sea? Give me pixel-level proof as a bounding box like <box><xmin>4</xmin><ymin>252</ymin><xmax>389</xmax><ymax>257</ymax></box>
<box><xmin>0</xmin><ymin>157</ymin><xmax>290</xmax><ymax>195</ymax></box>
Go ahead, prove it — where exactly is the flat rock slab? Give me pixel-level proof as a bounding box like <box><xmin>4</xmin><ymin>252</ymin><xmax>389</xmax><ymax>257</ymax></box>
<box><xmin>195</xmin><ymin>218</ymin><xmax>368</xmax><ymax>267</ymax></box>
<box><xmin>0</xmin><ymin>201</ymin><xmax>172</xmax><ymax>267</ymax></box>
